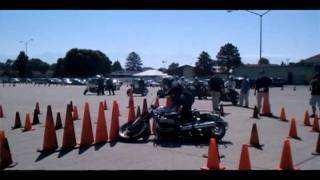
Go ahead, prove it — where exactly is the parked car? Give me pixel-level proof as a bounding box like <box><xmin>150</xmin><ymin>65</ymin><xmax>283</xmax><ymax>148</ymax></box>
<box><xmin>272</xmin><ymin>77</ymin><xmax>285</xmax><ymax>87</ymax></box>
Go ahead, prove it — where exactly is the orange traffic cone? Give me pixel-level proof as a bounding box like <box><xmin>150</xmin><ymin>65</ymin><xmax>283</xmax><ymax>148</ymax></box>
<box><xmin>311</xmin><ymin>114</ymin><xmax>320</xmax><ymax>132</ymax></box>
<box><xmin>73</xmin><ymin>106</ymin><xmax>79</xmax><ymax>120</ymax></box>
<box><xmin>103</xmin><ymin>100</ymin><xmax>108</xmax><ymax>110</ymax></box>
<box><xmin>303</xmin><ymin>110</ymin><xmax>311</xmax><ymax>126</ymax></box>
<box><xmin>0</xmin><ymin>131</ymin><xmax>16</xmax><ymax>169</ymax></box>
<box><xmin>61</xmin><ymin>104</ymin><xmax>77</xmax><ymax>149</ymax></box>
<box><xmin>38</xmin><ymin>105</ymin><xmax>58</xmax><ymax>152</ymax></box>
<box><xmin>252</xmin><ymin>106</ymin><xmax>259</xmax><ymax>119</ymax></box>
<box><xmin>287</xmin><ymin>118</ymin><xmax>300</xmax><ymax>139</ymax></box>
<box><xmin>136</xmin><ymin>105</ymin><xmax>141</xmax><ymax>119</ymax></box>
<box><xmin>154</xmin><ymin>97</ymin><xmax>160</xmax><ymax>108</ymax></box>
<box><xmin>128</xmin><ymin>97</ymin><xmax>135</xmax><ymax>123</ymax></box>
<box><xmin>22</xmin><ymin>113</ymin><xmax>32</xmax><ymax>132</ymax></box>
<box><xmin>312</xmin><ymin>133</ymin><xmax>320</xmax><ymax>155</ymax></box>
<box><xmin>239</xmin><ymin>144</ymin><xmax>251</xmax><ymax>170</ymax></box>
<box><xmin>32</xmin><ymin>109</ymin><xmax>40</xmax><ymax>125</ymax></box>
<box><xmin>80</xmin><ymin>102</ymin><xmax>94</xmax><ymax>147</ymax></box>
<box><xmin>249</xmin><ymin>123</ymin><xmax>263</xmax><ymax>149</ymax></box>
<box><xmin>279</xmin><ymin>107</ymin><xmax>287</xmax><ymax>122</ymax></box>
<box><xmin>165</xmin><ymin>96</ymin><xmax>172</xmax><ymax>108</ymax></box>
<box><xmin>95</xmin><ymin>102</ymin><xmax>108</xmax><ymax>144</ymax></box>
<box><xmin>35</xmin><ymin>102</ymin><xmax>40</xmax><ymax>114</ymax></box>
<box><xmin>277</xmin><ymin>139</ymin><xmax>299</xmax><ymax>170</ymax></box>
<box><xmin>0</xmin><ymin>105</ymin><xmax>4</xmax><ymax>118</ymax></box>
<box><xmin>55</xmin><ymin>112</ymin><xmax>63</xmax><ymax>130</ymax></box>
<box><xmin>109</xmin><ymin>101</ymin><xmax>120</xmax><ymax>142</ymax></box>
<box><xmin>12</xmin><ymin>112</ymin><xmax>22</xmax><ymax>129</ymax></box>
<box><xmin>261</xmin><ymin>95</ymin><xmax>272</xmax><ymax>116</ymax></box>
<box><xmin>220</xmin><ymin>104</ymin><xmax>224</xmax><ymax>116</ymax></box>
<box><xmin>142</xmin><ymin>98</ymin><xmax>148</xmax><ymax>114</ymax></box>
<box><xmin>115</xmin><ymin>101</ymin><xmax>121</xmax><ymax>117</ymax></box>
<box><xmin>201</xmin><ymin>138</ymin><xmax>225</xmax><ymax>170</ymax></box>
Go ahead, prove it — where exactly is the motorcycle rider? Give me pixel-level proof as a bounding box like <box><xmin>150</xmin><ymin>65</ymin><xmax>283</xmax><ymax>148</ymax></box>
<box><xmin>192</xmin><ymin>76</ymin><xmax>202</xmax><ymax>99</ymax></box>
<box><xmin>161</xmin><ymin>77</ymin><xmax>195</xmax><ymax>122</ymax></box>
<box><xmin>97</xmin><ymin>75</ymin><xmax>105</xmax><ymax>96</ymax></box>
<box><xmin>224</xmin><ymin>76</ymin><xmax>236</xmax><ymax>90</ymax></box>
<box><xmin>138</xmin><ymin>78</ymin><xmax>145</xmax><ymax>92</ymax></box>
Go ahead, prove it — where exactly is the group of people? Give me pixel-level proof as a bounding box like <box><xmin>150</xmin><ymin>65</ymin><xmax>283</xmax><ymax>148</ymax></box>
<box><xmin>96</xmin><ymin>76</ymin><xmax>116</xmax><ymax>96</ymax></box>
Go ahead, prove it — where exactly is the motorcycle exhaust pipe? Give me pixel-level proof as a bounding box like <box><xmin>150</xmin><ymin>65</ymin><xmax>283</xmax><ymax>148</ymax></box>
<box><xmin>179</xmin><ymin>121</ymin><xmax>217</xmax><ymax>131</ymax></box>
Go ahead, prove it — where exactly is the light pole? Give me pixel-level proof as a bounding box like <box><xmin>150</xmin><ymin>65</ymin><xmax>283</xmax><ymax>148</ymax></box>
<box><xmin>19</xmin><ymin>38</ymin><xmax>33</xmax><ymax>56</ymax></box>
<box><xmin>228</xmin><ymin>10</ymin><xmax>270</xmax><ymax>61</ymax></box>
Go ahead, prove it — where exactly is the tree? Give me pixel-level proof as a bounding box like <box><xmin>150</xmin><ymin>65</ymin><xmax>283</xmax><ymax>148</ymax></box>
<box><xmin>168</xmin><ymin>63</ymin><xmax>179</xmax><ymax>71</ymax></box>
<box><xmin>13</xmin><ymin>51</ymin><xmax>29</xmax><ymax>78</ymax></box>
<box><xmin>63</xmin><ymin>48</ymin><xmax>112</xmax><ymax>77</ymax></box>
<box><xmin>125</xmin><ymin>52</ymin><xmax>143</xmax><ymax>71</ymax></box>
<box><xmin>194</xmin><ymin>51</ymin><xmax>214</xmax><ymax>77</ymax></box>
<box><xmin>28</xmin><ymin>58</ymin><xmax>50</xmax><ymax>74</ymax></box>
<box><xmin>112</xmin><ymin>60</ymin><xmax>123</xmax><ymax>71</ymax></box>
<box><xmin>53</xmin><ymin>58</ymin><xmax>65</xmax><ymax>77</ymax></box>
<box><xmin>258</xmin><ymin>57</ymin><xmax>270</xmax><ymax>65</ymax></box>
<box><xmin>158</xmin><ymin>67</ymin><xmax>167</xmax><ymax>73</ymax></box>
<box><xmin>216</xmin><ymin>43</ymin><xmax>242</xmax><ymax>73</ymax></box>
<box><xmin>281</xmin><ymin>61</ymin><xmax>286</xmax><ymax>66</ymax></box>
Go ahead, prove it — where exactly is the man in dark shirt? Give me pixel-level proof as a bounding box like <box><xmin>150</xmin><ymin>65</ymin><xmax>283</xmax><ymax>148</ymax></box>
<box><xmin>208</xmin><ymin>75</ymin><xmax>224</xmax><ymax>113</ymax></box>
<box><xmin>254</xmin><ymin>70</ymin><xmax>272</xmax><ymax>113</ymax></box>
<box><xmin>309</xmin><ymin>73</ymin><xmax>320</xmax><ymax>117</ymax></box>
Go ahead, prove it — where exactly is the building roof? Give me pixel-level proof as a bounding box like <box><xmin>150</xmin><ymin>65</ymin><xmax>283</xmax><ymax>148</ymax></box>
<box><xmin>303</xmin><ymin>54</ymin><xmax>320</xmax><ymax>64</ymax></box>
<box><xmin>133</xmin><ymin>69</ymin><xmax>171</xmax><ymax>77</ymax></box>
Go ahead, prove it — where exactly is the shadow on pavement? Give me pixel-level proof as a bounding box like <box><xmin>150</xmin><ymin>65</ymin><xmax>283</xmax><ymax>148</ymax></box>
<box><xmin>35</xmin><ymin>151</ymin><xmax>56</xmax><ymax>162</ymax></box>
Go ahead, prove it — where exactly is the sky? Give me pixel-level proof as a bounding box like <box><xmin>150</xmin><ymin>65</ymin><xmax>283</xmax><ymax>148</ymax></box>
<box><xmin>0</xmin><ymin>10</ymin><xmax>319</xmax><ymax>69</ymax></box>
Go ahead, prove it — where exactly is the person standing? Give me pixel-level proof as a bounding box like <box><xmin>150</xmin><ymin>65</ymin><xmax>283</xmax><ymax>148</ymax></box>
<box><xmin>208</xmin><ymin>75</ymin><xmax>224</xmax><ymax>113</ymax></box>
<box><xmin>106</xmin><ymin>78</ymin><xmax>115</xmax><ymax>95</ymax></box>
<box><xmin>239</xmin><ymin>76</ymin><xmax>250</xmax><ymax>107</ymax></box>
<box><xmin>309</xmin><ymin>73</ymin><xmax>320</xmax><ymax>117</ymax></box>
<box><xmin>254</xmin><ymin>70</ymin><xmax>272</xmax><ymax>113</ymax></box>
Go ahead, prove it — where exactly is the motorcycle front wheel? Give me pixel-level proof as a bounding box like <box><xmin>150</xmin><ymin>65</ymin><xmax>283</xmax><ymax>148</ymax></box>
<box><xmin>201</xmin><ymin>124</ymin><xmax>226</xmax><ymax>141</ymax></box>
<box><xmin>118</xmin><ymin>118</ymin><xmax>151</xmax><ymax>142</ymax></box>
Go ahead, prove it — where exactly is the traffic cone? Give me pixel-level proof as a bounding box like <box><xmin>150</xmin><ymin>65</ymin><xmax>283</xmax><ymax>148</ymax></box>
<box><xmin>103</xmin><ymin>100</ymin><xmax>108</xmax><ymax>110</ymax></box>
<box><xmin>220</xmin><ymin>104</ymin><xmax>224</xmax><ymax>117</ymax></box>
<box><xmin>55</xmin><ymin>112</ymin><xmax>63</xmax><ymax>130</ymax></box>
<box><xmin>277</xmin><ymin>139</ymin><xmax>299</xmax><ymax>170</ymax></box>
<box><xmin>32</xmin><ymin>109</ymin><xmax>40</xmax><ymax>125</ymax></box>
<box><xmin>61</xmin><ymin>104</ymin><xmax>77</xmax><ymax>149</ymax></box>
<box><xmin>252</xmin><ymin>106</ymin><xmax>259</xmax><ymax>119</ymax></box>
<box><xmin>142</xmin><ymin>98</ymin><xmax>148</xmax><ymax>114</ymax></box>
<box><xmin>0</xmin><ymin>131</ymin><xmax>15</xmax><ymax>169</ymax></box>
<box><xmin>128</xmin><ymin>97</ymin><xmax>135</xmax><ymax>123</ymax></box>
<box><xmin>154</xmin><ymin>97</ymin><xmax>160</xmax><ymax>108</ymax></box>
<box><xmin>80</xmin><ymin>102</ymin><xmax>94</xmax><ymax>147</ymax></box>
<box><xmin>115</xmin><ymin>101</ymin><xmax>121</xmax><ymax>117</ymax></box>
<box><xmin>136</xmin><ymin>105</ymin><xmax>141</xmax><ymax>119</ymax></box>
<box><xmin>12</xmin><ymin>112</ymin><xmax>22</xmax><ymax>129</ymax></box>
<box><xmin>239</xmin><ymin>144</ymin><xmax>251</xmax><ymax>170</ymax></box>
<box><xmin>109</xmin><ymin>101</ymin><xmax>120</xmax><ymax>142</ymax></box>
<box><xmin>127</xmin><ymin>95</ymin><xmax>135</xmax><ymax>108</ymax></box>
<box><xmin>311</xmin><ymin>133</ymin><xmax>320</xmax><ymax>155</ymax></box>
<box><xmin>279</xmin><ymin>107</ymin><xmax>287</xmax><ymax>122</ymax></box>
<box><xmin>287</xmin><ymin>118</ymin><xmax>300</xmax><ymax>139</ymax></box>
<box><xmin>303</xmin><ymin>110</ymin><xmax>311</xmax><ymax>126</ymax></box>
<box><xmin>73</xmin><ymin>106</ymin><xmax>79</xmax><ymax>120</ymax></box>
<box><xmin>35</xmin><ymin>102</ymin><xmax>40</xmax><ymax>114</ymax></box>
<box><xmin>249</xmin><ymin>123</ymin><xmax>263</xmax><ymax>149</ymax></box>
<box><xmin>38</xmin><ymin>105</ymin><xmax>58</xmax><ymax>152</ymax></box>
<box><xmin>165</xmin><ymin>96</ymin><xmax>172</xmax><ymax>108</ymax></box>
<box><xmin>311</xmin><ymin>114</ymin><xmax>320</xmax><ymax>132</ymax></box>
<box><xmin>22</xmin><ymin>113</ymin><xmax>32</xmax><ymax>132</ymax></box>
<box><xmin>0</xmin><ymin>105</ymin><xmax>4</xmax><ymax>118</ymax></box>
<box><xmin>201</xmin><ymin>138</ymin><xmax>225</xmax><ymax>170</ymax></box>
<box><xmin>95</xmin><ymin>102</ymin><xmax>108</xmax><ymax>144</ymax></box>
<box><xmin>261</xmin><ymin>95</ymin><xmax>272</xmax><ymax>116</ymax></box>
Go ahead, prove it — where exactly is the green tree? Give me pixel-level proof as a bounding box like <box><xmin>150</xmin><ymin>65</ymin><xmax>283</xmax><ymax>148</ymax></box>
<box><xmin>168</xmin><ymin>63</ymin><xmax>179</xmax><ymax>71</ymax></box>
<box><xmin>258</xmin><ymin>57</ymin><xmax>270</xmax><ymax>65</ymax></box>
<box><xmin>194</xmin><ymin>51</ymin><xmax>214</xmax><ymax>77</ymax></box>
<box><xmin>63</xmin><ymin>48</ymin><xmax>112</xmax><ymax>77</ymax></box>
<box><xmin>216</xmin><ymin>43</ymin><xmax>242</xmax><ymax>73</ymax></box>
<box><xmin>28</xmin><ymin>58</ymin><xmax>50</xmax><ymax>74</ymax></box>
<box><xmin>13</xmin><ymin>51</ymin><xmax>29</xmax><ymax>78</ymax></box>
<box><xmin>53</xmin><ymin>58</ymin><xmax>65</xmax><ymax>77</ymax></box>
<box><xmin>112</xmin><ymin>60</ymin><xmax>123</xmax><ymax>71</ymax></box>
<box><xmin>125</xmin><ymin>52</ymin><xmax>143</xmax><ymax>71</ymax></box>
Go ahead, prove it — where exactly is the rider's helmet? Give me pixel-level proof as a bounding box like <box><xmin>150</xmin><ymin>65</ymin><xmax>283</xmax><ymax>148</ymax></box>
<box><xmin>162</xmin><ymin>77</ymin><xmax>175</xmax><ymax>94</ymax></box>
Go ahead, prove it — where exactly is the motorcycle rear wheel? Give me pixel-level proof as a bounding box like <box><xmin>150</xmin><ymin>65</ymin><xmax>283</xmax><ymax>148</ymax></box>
<box><xmin>118</xmin><ymin>119</ymin><xmax>151</xmax><ymax>142</ymax></box>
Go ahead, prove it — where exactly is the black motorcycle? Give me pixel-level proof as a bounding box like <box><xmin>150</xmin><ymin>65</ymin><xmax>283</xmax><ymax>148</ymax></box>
<box><xmin>118</xmin><ymin>106</ymin><xmax>228</xmax><ymax>142</ymax></box>
<box><xmin>220</xmin><ymin>88</ymin><xmax>239</xmax><ymax>105</ymax></box>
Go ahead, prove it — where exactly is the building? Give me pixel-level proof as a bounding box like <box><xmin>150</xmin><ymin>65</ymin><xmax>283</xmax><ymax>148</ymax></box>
<box><xmin>167</xmin><ymin>65</ymin><xmax>194</xmax><ymax>79</ymax></box>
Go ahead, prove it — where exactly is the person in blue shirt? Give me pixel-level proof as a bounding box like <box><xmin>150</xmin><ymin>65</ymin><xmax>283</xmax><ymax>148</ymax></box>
<box><xmin>239</xmin><ymin>76</ymin><xmax>250</xmax><ymax>107</ymax></box>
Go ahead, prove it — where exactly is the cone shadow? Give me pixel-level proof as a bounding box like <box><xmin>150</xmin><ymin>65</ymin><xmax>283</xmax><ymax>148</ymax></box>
<box><xmin>35</xmin><ymin>151</ymin><xmax>56</xmax><ymax>162</ymax></box>
<box><xmin>288</xmin><ymin>137</ymin><xmax>302</xmax><ymax>141</ymax></box>
<box><xmin>109</xmin><ymin>141</ymin><xmax>118</xmax><ymax>147</ymax></box>
<box><xmin>94</xmin><ymin>142</ymin><xmax>107</xmax><ymax>150</ymax></box>
<box><xmin>78</xmin><ymin>145</ymin><xmax>92</xmax><ymax>154</ymax></box>
<box><xmin>57</xmin><ymin>148</ymin><xmax>74</xmax><ymax>158</ymax></box>
<box><xmin>249</xmin><ymin>144</ymin><xmax>264</xmax><ymax>150</ymax></box>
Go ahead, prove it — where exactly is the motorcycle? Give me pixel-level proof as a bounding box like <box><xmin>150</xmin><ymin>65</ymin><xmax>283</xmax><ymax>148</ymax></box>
<box><xmin>127</xmin><ymin>79</ymin><xmax>149</xmax><ymax>97</ymax></box>
<box><xmin>220</xmin><ymin>87</ymin><xmax>239</xmax><ymax>105</ymax></box>
<box><xmin>118</xmin><ymin>106</ymin><xmax>228</xmax><ymax>142</ymax></box>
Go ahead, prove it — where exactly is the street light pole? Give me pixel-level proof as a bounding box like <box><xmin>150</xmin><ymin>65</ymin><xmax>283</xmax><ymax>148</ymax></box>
<box><xmin>19</xmin><ymin>38</ymin><xmax>33</xmax><ymax>56</ymax></box>
<box><xmin>228</xmin><ymin>10</ymin><xmax>270</xmax><ymax>61</ymax></box>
